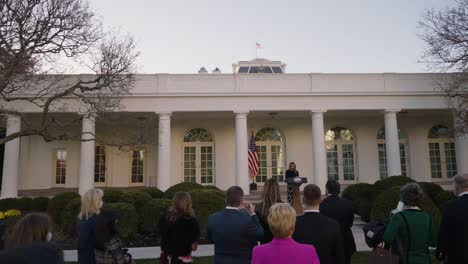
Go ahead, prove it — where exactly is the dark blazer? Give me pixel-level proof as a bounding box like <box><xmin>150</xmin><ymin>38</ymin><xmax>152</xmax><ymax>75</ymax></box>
<box><xmin>320</xmin><ymin>195</ymin><xmax>356</xmax><ymax>263</ymax></box>
<box><xmin>158</xmin><ymin>214</ymin><xmax>200</xmax><ymax>257</ymax></box>
<box><xmin>285</xmin><ymin>170</ymin><xmax>299</xmax><ymax>181</ymax></box>
<box><xmin>437</xmin><ymin>193</ymin><xmax>468</xmax><ymax>264</ymax></box>
<box><xmin>77</xmin><ymin>214</ymin><xmax>98</xmax><ymax>264</ymax></box>
<box><xmin>207</xmin><ymin>208</ymin><xmax>264</xmax><ymax>264</ymax></box>
<box><xmin>0</xmin><ymin>242</ymin><xmax>64</xmax><ymax>264</ymax></box>
<box><xmin>293</xmin><ymin>211</ymin><xmax>345</xmax><ymax>264</ymax></box>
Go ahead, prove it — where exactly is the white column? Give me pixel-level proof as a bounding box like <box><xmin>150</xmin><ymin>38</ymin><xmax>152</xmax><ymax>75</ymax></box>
<box><xmin>454</xmin><ymin>116</ymin><xmax>468</xmax><ymax>174</ymax></box>
<box><xmin>78</xmin><ymin>115</ymin><xmax>96</xmax><ymax>195</ymax></box>
<box><xmin>235</xmin><ymin>111</ymin><xmax>250</xmax><ymax>195</ymax></box>
<box><xmin>311</xmin><ymin>111</ymin><xmax>327</xmax><ymax>192</ymax></box>
<box><xmin>384</xmin><ymin>110</ymin><xmax>402</xmax><ymax>177</ymax></box>
<box><xmin>157</xmin><ymin>112</ymin><xmax>172</xmax><ymax>191</ymax></box>
<box><xmin>1</xmin><ymin>115</ymin><xmax>21</xmax><ymax>198</ymax></box>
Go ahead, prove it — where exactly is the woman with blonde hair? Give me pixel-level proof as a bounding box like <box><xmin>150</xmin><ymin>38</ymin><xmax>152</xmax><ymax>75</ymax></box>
<box><xmin>252</xmin><ymin>203</ymin><xmax>320</xmax><ymax>264</ymax></box>
<box><xmin>158</xmin><ymin>192</ymin><xmax>200</xmax><ymax>264</ymax></box>
<box><xmin>77</xmin><ymin>188</ymin><xmax>104</xmax><ymax>264</ymax></box>
<box><xmin>255</xmin><ymin>178</ymin><xmax>283</xmax><ymax>244</ymax></box>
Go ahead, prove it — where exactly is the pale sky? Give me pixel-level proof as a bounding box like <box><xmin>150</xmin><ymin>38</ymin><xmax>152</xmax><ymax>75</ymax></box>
<box><xmin>89</xmin><ymin>0</ymin><xmax>453</xmax><ymax>74</ymax></box>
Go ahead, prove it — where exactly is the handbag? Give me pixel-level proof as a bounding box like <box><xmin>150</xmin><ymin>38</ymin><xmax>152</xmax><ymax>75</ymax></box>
<box><xmin>369</xmin><ymin>246</ymin><xmax>399</xmax><ymax>264</ymax></box>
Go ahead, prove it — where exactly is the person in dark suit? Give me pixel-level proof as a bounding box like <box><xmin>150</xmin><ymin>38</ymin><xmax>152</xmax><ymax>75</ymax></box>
<box><xmin>320</xmin><ymin>180</ymin><xmax>356</xmax><ymax>264</ymax></box>
<box><xmin>437</xmin><ymin>173</ymin><xmax>468</xmax><ymax>264</ymax></box>
<box><xmin>293</xmin><ymin>184</ymin><xmax>345</xmax><ymax>264</ymax></box>
<box><xmin>0</xmin><ymin>242</ymin><xmax>64</xmax><ymax>264</ymax></box>
<box><xmin>285</xmin><ymin>162</ymin><xmax>299</xmax><ymax>205</ymax></box>
<box><xmin>207</xmin><ymin>186</ymin><xmax>264</xmax><ymax>264</ymax></box>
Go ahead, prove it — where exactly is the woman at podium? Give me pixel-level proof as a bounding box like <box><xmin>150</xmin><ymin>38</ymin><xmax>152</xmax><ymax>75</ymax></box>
<box><xmin>285</xmin><ymin>162</ymin><xmax>299</xmax><ymax>205</ymax></box>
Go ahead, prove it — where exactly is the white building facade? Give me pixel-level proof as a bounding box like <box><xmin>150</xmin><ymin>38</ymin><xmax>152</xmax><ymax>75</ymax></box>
<box><xmin>1</xmin><ymin>59</ymin><xmax>467</xmax><ymax>198</ymax></box>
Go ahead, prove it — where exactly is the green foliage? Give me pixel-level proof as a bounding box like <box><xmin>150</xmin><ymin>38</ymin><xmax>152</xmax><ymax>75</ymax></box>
<box><xmin>103</xmin><ymin>189</ymin><xmax>124</xmax><ymax>203</ymax></box>
<box><xmin>189</xmin><ymin>189</ymin><xmax>225</xmax><ymax>234</ymax></box>
<box><xmin>31</xmin><ymin>197</ymin><xmax>49</xmax><ymax>212</ymax></box>
<box><xmin>103</xmin><ymin>203</ymin><xmax>139</xmax><ymax>239</ymax></box>
<box><xmin>372</xmin><ymin>176</ymin><xmax>415</xmax><ymax>198</ymax></box>
<box><xmin>119</xmin><ymin>191</ymin><xmax>152</xmax><ymax>213</ymax></box>
<box><xmin>16</xmin><ymin>197</ymin><xmax>33</xmax><ymax>211</ymax></box>
<box><xmin>0</xmin><ymin>198</ymin><xmax>18</xmax><ymax>211</ymax></box>
<box><xmin>419</xmin><ymin>182</ymin><xmax>444</xmax><ymax>202</ymax></box>
<box><xmin>139</xmin><ymin>199</ymin><xmax>171</xmax><ymax>233</ymax></box>
<box><xmin>357</xmin><ymin>199</ymin><xmax>373</xmax><ymax>222</ymax></box>
<box><xmin>61</xmin><ymin>197</ymin><xmax>81</xmax><ymax>235</ymax></box>
<box><xmin>164</xmin><ymin>182</ymin><xmax>203</xmax><ymax>199</ymax></box>
<box><xmin>342</xmin><ymin>183</ymin><xmax>374</xmax><ymax>219</ymax></box>
<box><xmin>370</xmin><ymin>186</ymin><xmax>440</xmax><ymax>223</ymax></box>
<box><xmin>434</xmin><ymin>190</ymin><xmax>456</xmax><ymax>208</ymax></box>
<box><xmin>203</xmin><ymin>185</ymin><xmax>221</xmax><ymax>191</ymax></box>
<box><xmin>140</xmin><ymin>188</ymin><xmax>164</xmax><ymax>199</ymax></box>
<box><xmin>47</xmin><ymin>192</ymin><xmax>80</xmax><ymax>225</ymax></box>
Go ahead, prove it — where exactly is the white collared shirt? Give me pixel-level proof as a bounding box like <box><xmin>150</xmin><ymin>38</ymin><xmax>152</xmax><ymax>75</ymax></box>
<box><xmin>303</xmin><ymin>209</ymin><xmax>320</xmax><ymax>213</ymax></box>
<box><xmin>225</xmin><ymin>206</ymin><xmax>240</xmax><ymax>210</ymax></box>
<box><xmin>459</xmin><ymin>191</ymin><xmax>468</xmax><ymax>197</ymax></box>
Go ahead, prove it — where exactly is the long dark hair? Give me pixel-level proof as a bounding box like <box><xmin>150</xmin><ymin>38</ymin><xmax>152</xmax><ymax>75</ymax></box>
<box><xmin>257</xmin><ymin>179</ymin><xmax>282</xmax><ymax>222</ymax></box>
<box><xmin>167</xmin><ymin>192</ymin><xmax>194</xmax><ymax>223</ymax></box>
<box><xmin>6</xmin><ymin>213</ymin><xmax>52</xmax><ymax>249</ymax></box>
<box><xmin>95</xmin><ymin>208</ymin><xmax>118</xmax><ymax>250</ymax></box>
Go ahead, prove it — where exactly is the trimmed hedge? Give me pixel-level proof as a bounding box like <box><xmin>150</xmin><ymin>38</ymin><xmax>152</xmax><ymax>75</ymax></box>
<box><xmin>372</xmin><ymin>176</ymin><xmax>415</xmax><ymax>198</ymax></box>
<box><xmin>119</xmin><ymin>191</ymin><xmax>152</xmax><ymax>214</ymax></box>
<box><xmin>189</xmin><ymin>189</ymin><xmax>225</xmax><ymax>234</ymax></box>
<box><xmin>139</xmin><ymin>199</ymin><xmax>171</xmax><ymax>233</ymax></box>
<box><xmin>16</xmin><ymin>197</ymin><xmax>33</xmax><ymax>211</ymax></box>
<box><xmin>103</xmin><ymin>189</ymin><xmax>124</xmax><ymax>203</ymax></box>
<box><xmin>370</xmin><ymin>186</ymin><xmax>440</xmax><ymax>223</ymax></box>
<box><xmin>140</xmin><ymin>188</ymin><xmax>164</xmax><ymax>199</ymax></box>
<box><xmin>0</xmin><ymin>198</ymin><xmax>18</xmax><ymax>211</ymax></box>
<box><xmin>164</xmin><ymin>182</ymin><xmax>203</xmax><ymax>199</ymax></box>
<box><xmin>419</xmin><ymin>182</ymin><xmax>444</xmax><ymax>202</ymax></box>
<box><xmin>203</xmin><ymin>185</ymin><xmax>221</xmax><ymax>191</ymax></box>
<box><xmin>61</xmin><ymin>197</ymin><xmax>81</xmax><ymax>235</ymax></box>
<box><xmin>103</xmin><ymin>203</ymin><xmax>139</xmax><ymax>239</ymax></box>
<box><xmin>342</xmin><ymin>183</ymin><xmax>373</xmax><ymax>213</ymax></box>
<box><xmin>31</xmin><ymin>197</ymin><xmax>49</xmax><ymax>212</ymax></box>
<box><xmin>434</xmin><ymin>190</ymin><xmax>456</xmax><ymax>208</ymax></box>
<box><xmin>47</xmin><ymin>192</ymin><xmax>80</xmax><ymax>225</ymax></box>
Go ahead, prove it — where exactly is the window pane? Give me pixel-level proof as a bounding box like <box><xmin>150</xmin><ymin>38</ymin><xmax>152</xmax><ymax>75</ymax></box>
<box><xmin>272</xmin><ymin>67</ymin><xmax>283</xmax><ymax>73</ymax></box>
<box><xmin>429</xmin><ymin>143</ymin><xmax>442</xmax><ymax>179</ymax></box>
<box><xmin>326</xmin><ymin>144</ymin><xmax>339</xmax><ymax>181</ymax></box>
<box><xmin>444</xmin><ymin>142</ymin><xmax>457</xmax><ymax>178</ymax></box>
<box><xmin>238</xmin><ymin>67</ymin><xmax>249</xmax><ymax>73</ymax></box>
<box><xmin>378</xmin><ymin>144</ymin><xmax>387</xmax><ymax>179</ymax></box>
<box><xmin>55</xmin><ymin>150</ymin><xmax>66</xmax><ymax>184</ymax></box>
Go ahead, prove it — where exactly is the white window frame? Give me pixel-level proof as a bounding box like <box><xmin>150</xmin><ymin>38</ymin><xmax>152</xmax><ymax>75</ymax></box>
<box><xmin>53</xmin><ymin>149</ymin><xmax>67</xmax><ymax>186</ymax></box>
<box><xmin>129</xmin><ymin>149</ymin><xmax>145</xmax><ymax>186</ymax></box>
<box><xmin>325</xmin><ymin>128</ymin><xmax>357</xmax><ymax>184</ymax></box>
<box><xmin>181</xmin><ymin>142</ymin><xmax>215</xmax><ymax>185</ymax></box>
<box><xmin>428</xmin><ymin>138</ymin><xmax>457</xmax><ymax>181</ymax></box>
<box><xmin>377</xmin><ymin>140</ymin><xmax>409</xmax><ymax>179</ymax></box>
<box><xmin>94</xmin><ymin>145</ymin><xmax>107</xmax><ymax>186</ymax></box>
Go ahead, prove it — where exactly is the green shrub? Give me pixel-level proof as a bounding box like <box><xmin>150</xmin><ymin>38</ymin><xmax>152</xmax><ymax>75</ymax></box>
<box><xmin>31</xmin><ymin>197</ymin><xmax>49</xmax><ymax>212</ymax></box>
<box><xmin>164</xmin><ymin>182</ymin><xmax>203</xmax><ymax>199</ymax></box>
<box><xmin>342</xmin><ymin>183</ymin><xmax>374</xmax><ymax>216</ymax></box>
<box><xmin>103</xmin><ymin>203</ymin><xmax>139</xmax><ymax>238</ymax></box>
<box><xmin>140</xmin><ymin>188</ymin><xmax>164</xmax><ymax>199</ymax></box>
<box><xmin>434</xmin><ymin>190</ymin><xmax>456</xmax><ymax>208</ymax></box>
<box><xmin>139</xmin><ymin>198</ymin><xmax>171</xmax><ymax>233</ymax></box>
<box><xmin>16</xmin><ymin>197</ymin><xmax>33</xmax><ymax>211</ymax></box>
<box><xmin>419</xmin><ymin>182</ymin><xmax>444</xmax><ymax>202</ymax></box>
<box><xmin>203</xmin><ymin>185</ymin><xmax>221</xmax><ymax>191</ymax></box>
<box><xmin>357</xmin><ymin>199</ymin><xmax>373</xmax><ymax>222</ymax></box>
<box><xmin>370</xmin><ymin>186</ymin><xmax>440</xmax><ymax>223</ymax></box>
<box><xmin>372</xmin><ymin>176</ymin><xmax>415</xmax><ymax>198</ymax></box>
<box><xmin>119</xmin><ymin>191</ymin><xmax>152</xmax><ymax>214</ymax></box>
<box><xmin>47</xmin><ymin>192</ymin><xmax>80</xmax><ymax>225</ymax></box>
<box><xmin>189</xmin><ymin>189</ymin><xmax>225</xmax><ymax>234</ymax></box>
<box><xmin>61</xmin><ymin>197</ymin><xmax>81</xmax><ymax>235</ymax></box>
<box><xmin>103</xmin><ymin>189</ymin><xmax>124</xmax><ymax>203</ymax></box>
<box><xmin>0</xmin><ymin>198</ymin><xmax>18</xmax><ymax>211</ymax></box>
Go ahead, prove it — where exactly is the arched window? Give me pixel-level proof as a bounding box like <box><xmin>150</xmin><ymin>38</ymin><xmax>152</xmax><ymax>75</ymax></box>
<box><xmin>376</xmin><ymin>128</ymin><xmax>408</xmax><ymax>179</ymax></box>
<box><xmin>182</xmin><ymin>128</ymin><xmax>214</xmax><ymax>184</ymax></box>
<box><xmin>325</xmin><ymin>127</ymin><xmax>356</xmax><ymax>182</ymax></box>
<box><xmin>255</xmin><ymin>128</ymin><xmax>285</xmax><ymax>183</ymax></box>
<box><xmin>428</xmin><ymin>125</ymin><xmax>457</xmax><ymax>179</ymax></box>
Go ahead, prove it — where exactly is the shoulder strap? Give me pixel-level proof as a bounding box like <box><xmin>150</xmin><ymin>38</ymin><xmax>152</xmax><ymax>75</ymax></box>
<box><xmin>399</xmin><ymin>212</ymin><xmax>411</xmax><ymax>264</ymax></box>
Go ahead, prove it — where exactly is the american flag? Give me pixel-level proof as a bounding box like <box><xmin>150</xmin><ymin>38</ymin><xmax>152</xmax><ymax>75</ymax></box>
<box><xmin>248</xmin><ymin>132</ymin><xmax>259</xmax><ymax>177</ymax></box>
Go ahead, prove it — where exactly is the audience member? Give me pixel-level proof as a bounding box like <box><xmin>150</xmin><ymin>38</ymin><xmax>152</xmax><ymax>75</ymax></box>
<box><xmin>5</xmin><ymin>213</ymin><xmax>53</xmax><ymax>249</ymax></box>
<box><xmin>320</xmin><ymin>180</ymin><xmax>356</xmax><ymax>264</ymax></box>
<box><xmin>77</xmin><ymin>188</ymin><xmax>104</xmax><ymax>264</ymax></box>
<box><xmin>0</xmin><ymin>242</ymin><xmax>64</xmax><ymax>264</ymax></box>
<box><xmin>437</xmin><ymin>173</ymin><xmax>468</xmax><ymax>263</ymax></box>
<box><xmin>293</xmin><ymin>184</ymin><xmax>344</xmax><ymax>264</ymax></box>
<box><xmin>159</xmin><ymin>192</ymin><xmax>200</xmax><ymax>264</ymax></box>
<box><xmin>255</xmin><ymin>178</ymin><xmax>283</xmax><ymax>244</ymax></box>
<box><xmin>384</xmin><ymin>183</ymin><xmax>437</xmax><ymax>264</ymax></box>
<box><xmin>251</xmin><ymin>203</ymin><xmax>319</xmax><ymax>264</ymax></box>
<box><xmin>207</xmin><ymin>186</ymin><xmax>263</xmax><ymax>264</ymax></box>
<box><xmin>95</xmin><ymin>208</ymin><xmax>133</xmax><ymax>264</ymax></box>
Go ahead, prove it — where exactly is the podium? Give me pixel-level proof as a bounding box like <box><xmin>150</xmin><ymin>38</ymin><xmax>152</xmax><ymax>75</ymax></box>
<box><xmin>285</xmin><ymin>177</ymin><xmax>308</xmax><ymax>214</ymax></box>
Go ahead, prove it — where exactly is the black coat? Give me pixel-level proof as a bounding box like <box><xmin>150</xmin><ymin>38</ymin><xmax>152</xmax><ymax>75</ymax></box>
<box><xmin>77</xmin><ymin>214</ymin><xmax>98</xmax><ymax>264</ymax></box>
<box><xmin>0</xmin><ymin>242</ymin><xmax>64</xmax><ymax>264</ymax></box>
<box><xmin>293</xmin><ymin>211</ymin><xmax>345</xmax><ymax>264</ymax></box>
<box><xmin>158</xmin><ymin>214</ymin><xmax>200</xmax><ymax>257</ymax></box>
<box><xmin>437</xmin><ymin>194</ymin><xmax>468</xmax><ymax>264</ymax></box>
<box><xmin>320</xmin><ymin>195</ymin><xmax>356</xmax><ymax>263</ymax></box>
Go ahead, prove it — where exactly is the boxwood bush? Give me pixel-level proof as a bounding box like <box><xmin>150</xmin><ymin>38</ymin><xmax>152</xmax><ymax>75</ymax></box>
<box><xmin>31</xmin><ymin>197</ymin><xmax>49</xmax><ymax>212</ymax></box>
<box><xmin>342</xmin><ymin>183</ymin><xmax>373</xmax><ymax>214</ymax></box>
<box><xmin>47</xmin><ymin>192</ymin><xmax>80</xmax><ymax>225</ymax></box>
<box><xmin>419</xmin><ymin>182</ymin><xmax>444</xmax><ymax>202</ymax></box>
<box><xmin>434</xmin><ymin>190</ymin><xmax>456</xmax><ymax>208</ymax></box>
<box><xmin>103</xmin><ymin>203</ymin><xmax>139</xmax><ymax>239</ymax></box>
<box><xmin>103</xmin><ymin>189</ymin><xmax>124</xmax><ymax>203</ymax></box>
<box><xmin>0</xmin><ymin>198</ymin><xmax>18</xmax><ymax>211</ymax></box>
<box><xmin>61</xmin><ymin>197</ymin><xmax>81</xmax><ymax>235</ymax></box>
<box><xmin>203</xmin><ymin>185</ymin><xmax>221</xmax><ymax>191</ymax></box>
<box><xmin>164</xmin><ymin>182</ymin><xmax>203</xmax><ymax>199</ymax></box>
<box><xmin>139</xmin><ymin>198</ymin><xmax>171</xmax><ymax>233</ymax></box>
<box><xmin>372</xmin><ymin>176</ymin><xmax>415</xmax><ymax>198</ymax></box>
<box><xmin>119</xmin><ymin>191</ymin><xmax>152</xmax><ymax>214</ymax></box>
<box><xmin>189</xmin><ymin>189</ymin><xmax>225</xmax><ymax>234</ymax></box>
<box><xmin>140</xmin><ymin>187</ymin><xmax>164</xmax><ymax>199</ymax></box>
<box><xmin>370</xmin><ymin>186</ymin><xmax>440</xmax><ymax>223</ymax></box>
<box><xmin>16</xmin><ymin>197</ymin><xmax>33</xmax><ymax>211</ymax></box>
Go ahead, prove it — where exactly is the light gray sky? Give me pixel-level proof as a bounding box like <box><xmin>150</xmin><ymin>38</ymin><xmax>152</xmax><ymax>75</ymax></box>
<box><xmin>89</xmin><ymin>0</ymin><xmax>453</xmax><ymax>74</ymax></box>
